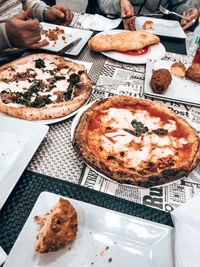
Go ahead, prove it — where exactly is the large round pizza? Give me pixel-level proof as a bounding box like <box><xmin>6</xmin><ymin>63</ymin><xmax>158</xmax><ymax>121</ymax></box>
<box><xmin>0</xmin><ymin>54</ymin><xmax>92</xmax><ymax>120</ymax></box>
<box><xmin>72</xmin><ymin>96</ymin><xmax>200</xmax><ymax>187</ymax></box>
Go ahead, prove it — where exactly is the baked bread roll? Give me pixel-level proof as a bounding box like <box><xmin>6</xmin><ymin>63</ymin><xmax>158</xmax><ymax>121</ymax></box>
<box><xmin>88</xmin><ymin>30</ymin><xmax>160</xmax><ymax>52</ymax></box>
<box><xmin>170</xmin><ymin>62</ymin><xmax>186</xmax><ymax>78</ymax></box>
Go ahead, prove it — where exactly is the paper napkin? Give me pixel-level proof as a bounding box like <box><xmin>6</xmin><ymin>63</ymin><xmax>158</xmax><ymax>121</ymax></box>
<box><xmin>171</xmin><ymin>194</ymin><xmax>200</xmax><ymax>267</ymax></box>
<box><xmin>70</xmin><ymin>13</ymin><xmax>122</xmax><ymax>31</ymax></box>
<box><xmin>0</xmin><ymin>246</ymin><xmax>7</xmax><ymax>266</ymax></box>
<box><xmin>64</xmin><ymin>57</ymin><xmax>93</xmax><ymax>73</ymax></box>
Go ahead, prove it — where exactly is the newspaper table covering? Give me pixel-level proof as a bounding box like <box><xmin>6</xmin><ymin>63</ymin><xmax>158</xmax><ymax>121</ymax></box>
<box><xmin>28</xmin><ymin>32</ymin><xmax>200</xmax><ymax>213</ymax></box>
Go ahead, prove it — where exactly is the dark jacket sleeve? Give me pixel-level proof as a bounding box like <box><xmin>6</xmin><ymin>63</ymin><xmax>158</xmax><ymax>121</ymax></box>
<box><xmin>170</xmin><ymin>0</ymin><xmax>194</xmax><ymax>15</ymax></box>
<box><xmin>98</xmin><ymin>0</ymin><xmax>121</xmax><ymax>16</ymax></box>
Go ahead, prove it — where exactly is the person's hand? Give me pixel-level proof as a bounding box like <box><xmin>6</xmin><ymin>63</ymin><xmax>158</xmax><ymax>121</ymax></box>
<box><xmin>45</xmin><ymin>5</ymin><xmax>73</xmax><ymax>26</ymax></box>
<box><xmin>6</xmin><ymin>8</ymin><xmax>49</xmax><ymax>49</ymax></box>
<box><xmin>181</xmin><ymin>9</ymin><xmax>199</xmax><ymax>30</ymax></box>
<box><xmin>120</xmin><ymin>0</ymin><xmax>136</xmax><ymax>31</ymax></box>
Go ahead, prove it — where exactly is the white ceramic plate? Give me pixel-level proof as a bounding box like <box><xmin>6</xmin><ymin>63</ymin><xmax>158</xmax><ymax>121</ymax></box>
<box><xmin>0</xmin><ymin>102</ymin><xmax>89</xmax><ymax>125</ymax></box>
<box><xmin>135</xmin><ymin>17</ymin><xmax>186</xmax><ymax>39</ymax></box>
<box><xmin>95</xmin><ymin>30</ymin><xmax>166</xmax><ymax>64</ymax></box>
<box><xmin>4</xmin><ymin>191</ymin><xmax>174</xmax><ymax>267</ymax></box>
<box><xmin>70</xmin><ymin>101</ymin><xmax>94</xmax><ymax>141</ymax></box>
<box><xmin>144</xmin><ymin>60</ymin><xmax>200</xmax><ymax>107</ymax></box>
<box><xmin>40</xmin><ymin>22</ymin><xmax>93</xmax><ymax>56</ymax></box>
<box><xmin>0</xmin><ymin>117</ymin><xmax>48</xmax><ymax>209</ymax></box>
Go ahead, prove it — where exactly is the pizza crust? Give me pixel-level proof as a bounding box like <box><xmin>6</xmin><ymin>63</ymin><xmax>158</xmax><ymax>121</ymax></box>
<box><xmin>72</xmin><ymin>96</ymin><xmax>200</xmax><ymax>188</ymax></box>
<box><xmin>88</xmin><ymin>30</ymin><xmax>160</xmax><ymax>52</ymax></box>
<box><xmin>0</xmin><ymin>54</ymin><xmax>92</xmax><ymax>120</ymax></box>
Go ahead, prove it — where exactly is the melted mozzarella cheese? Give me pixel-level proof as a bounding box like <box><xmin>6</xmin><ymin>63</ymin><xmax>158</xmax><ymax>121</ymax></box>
<box><xmin>101</xmin><ymin>136</ymin><xmax>113</xmax><ymax>152</ymax></box>
<box><xmin>50</xmin><ymin>94</ymin><xmax>58</xmax><ymax>101</ymax></box>
<box><xmin>0</xmin><ymin>60</ymin><xmax>71</xmax><ymax>106</ymax></box>
<box><xmin>149</xmin><ymin>134</ymin><xmax>171</xmax><ymax>146</ymax></box>
<box><xmin>163</xmin><ymin>120</ymin><xmax>177</xmax><ymax>132</ymax></box>
<box><xmin>152</xmin><ymin>148</ymin><xmax>174</xmax><ymax>158</ymax></box>
<box><xmin>179</xmin><ymin>138</ymin><xmax>188</xmax><ymax>145</ymax></box>
<box><xmin>105</xmin><ymin>130</ymin><xmax>138</xmax><ymax>152</ymax></box>
<box><xmin>103</xmin><ymin>108</ymin><xmax>134</xmax><ymax>129</ymax></box>
<box><xmin>126</xmin><ymin>145</ymin><xmax>151</xmax><ymax>166</ymax></box>
<box><xmin>99</xmin><ymin>107</ymin><xmax>189</xmax><ymax>168</ymax></box>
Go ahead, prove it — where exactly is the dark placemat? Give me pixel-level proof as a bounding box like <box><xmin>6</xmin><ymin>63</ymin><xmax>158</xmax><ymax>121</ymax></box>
<box><xmin>0</xmin><ymin>170</ymin><xmax>173</xmax><ymax>254</ymax></box>
<box><xmin>160</xmin><ymin>36</ymin><xmax>187</xmax><ymax>55</ymax></box>
<box><xmin>117</xmin><ymin>20</ymin><xmax>187</xmax><ymax>55</ymax></box>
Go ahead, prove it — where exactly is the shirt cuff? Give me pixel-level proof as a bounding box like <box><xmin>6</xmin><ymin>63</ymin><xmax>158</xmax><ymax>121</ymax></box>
<box><xmin>33</xmin><ymin>2</ymin><xmax>49</xmax><ymax>22</ymax></box>
<box><xmin>174</xmin><ymin>4</ymin><xmax>193</xmax><ymax>16</ymax></box>
<box><xmin>0</xmin><ymin>23</ymin><xmax>13</xmax><ymax>51</ymax></box>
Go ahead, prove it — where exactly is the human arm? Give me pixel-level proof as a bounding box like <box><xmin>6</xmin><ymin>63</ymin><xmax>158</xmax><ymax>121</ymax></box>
<box><xmin>43</xmin><ymin>5</ymin><xmax>73</xmax><ymax>26</ymax></box>
<box><xmin>98</xmin><ymin>0</ymin><xmax>136</xmax><ymax>30</ymax></box>
<box><xmin>98</xmin><ymin>0</ymin><xmax>121</xmax><ymax>16</ymax></box>
<box><xmin>170</xmin><ymin>0</ymin><xmax>199</xmax><ymax>30</ymax></box>
<box><xmin>5</xmin><ymin>8</ymin><xmax>48</xmax><ymax>50</ymax></box>
<box><xmin>23</xmin><ymin>0</ymin><xmax>73</xmax><ymax>25</ymax></box>
<box><xmin>181</xmin><ymin>9</ymin><xmax>199</xmax><ymax>30</ymax></box>
<box><xmin>120</xmin><ymin>0</ymin><xmax>135</xmax><ymax>30</ymax></box>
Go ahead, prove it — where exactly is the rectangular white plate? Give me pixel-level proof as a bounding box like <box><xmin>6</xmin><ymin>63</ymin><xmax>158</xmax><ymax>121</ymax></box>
<box><xmin>135</xmin><ymin>17</ymin><xmax>186</xmax><ymax>39</ymax></box>
<box><xmin>4</xmin><ymin>191</ymin><xmax>174</xmax><ymax>267</ymax></box>
<box><xmin>40</xmin><ymin>22</ymin><xmax>93</xmax><ymax>56</ymax></box>
<box><xmin>144</xmin><ymin>60</ymin><xmax>200</xmax><ymax>106</ymax></box>
<box><xmin>0</xmin><ymin>117</ymin><xmax>48</xmax><ymax>209</ymax></box>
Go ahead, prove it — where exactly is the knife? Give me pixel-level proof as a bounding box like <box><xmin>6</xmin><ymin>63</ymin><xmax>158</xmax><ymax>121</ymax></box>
<box><xmin>122</xmin><ymin>13</ymin><xmax>162</xmax><ymax>19</ymax></box>
<box><xmin>58</xmin><ymin>38</ymin><xmax>82</xmax><ymax>55</ymax></box>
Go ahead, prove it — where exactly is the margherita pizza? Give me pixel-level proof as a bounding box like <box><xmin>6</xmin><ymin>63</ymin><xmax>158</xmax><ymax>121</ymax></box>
<box><xmin>0</xmin><ymin>54</ymin><xmax>92</xmax><ymax>120</ymax></box>
<box><xmin>72</xmin><ymin>96</ymin><xmax>200</xmax><ymax>187</ymax></box>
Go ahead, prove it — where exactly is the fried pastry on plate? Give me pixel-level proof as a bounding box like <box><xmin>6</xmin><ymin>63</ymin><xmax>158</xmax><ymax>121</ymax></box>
<box><xmin>150</xmin><ymin>69</ymin><xmax>172</xmax><ymax>94</ymax></box>
<box><xmin>143</xmin><ymin>21</ymin><xmax>154</xmax><ymax>30</ymax></box>
<box><xmin>88</xmin><ymin>30</ymin><xmax>160</xmax><ymax>52</ymax></box>
<box><xmin>35</xmin><ymin>197</ymin><xmax>78</xmax><ymax>253</ymax></box>
<box><xmin>170</xmin><ymin>62</ymin><xmax>186</xmax><ymax>78</ymax></box>
<box><xmin>186</xmin><ymin>63</ymin><xmax>200</xmax><ymax>83</ymax></box>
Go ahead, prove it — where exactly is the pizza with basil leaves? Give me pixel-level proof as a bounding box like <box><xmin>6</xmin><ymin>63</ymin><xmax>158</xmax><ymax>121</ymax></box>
<box><xmin>72</xmin><ymin>96</ymin><xmax>200</xmax><ymax>187</ymax></box>
<box><xmin>0</xmin><ymin>54</ymin><xmax>92</xmax><ymax>120</ymax></box>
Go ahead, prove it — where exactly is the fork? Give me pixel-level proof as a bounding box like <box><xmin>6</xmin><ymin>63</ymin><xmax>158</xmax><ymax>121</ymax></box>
<box><xmin>159</xmin><ymin>5</ymin><xmax>196</xmax><ymax>23</ymax></box>
<box><xmin>39</xmin><ymin>23</ymin><xmax>46</xmax><ymax>34</ymax></box>
<box><xmin>26</xmin><ymin>16</ymin><xmax>46</xmax><ymax>34</ymax></box>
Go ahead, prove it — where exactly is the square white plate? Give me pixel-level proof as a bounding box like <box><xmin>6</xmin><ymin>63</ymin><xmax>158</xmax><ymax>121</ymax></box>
<box><xmin>0</xmin><ymin>117</ymin><xmax>49</xmax><ymax>209</ymax></box>
<box><xmin>40</xmin><ymin>22</ymin><xmax>93</xmax><ymax>56</ymax></box>
<box><xmin>4</xmin><ymin>191</ymin><xmax>174</xmax><ymax>267</ymax></box>
<box><xmin>144</xmin><ymin>60</ymin><xmax>200</xmax><ymax>106</ymax></box>
<box><xmin>135</xmin><ymin>17</ymin><xmax>186</xmax><ymax>39</ymax></box>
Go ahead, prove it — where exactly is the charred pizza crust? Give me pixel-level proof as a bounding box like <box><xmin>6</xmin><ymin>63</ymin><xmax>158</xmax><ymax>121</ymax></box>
<box><xmin>88</xmin><ymin>30</ymin><xmax>160</xmax><ymax>52</ymax></box>
<box><xmin>72</xmin><ymin>96</ymin><xmax>200</xmax><ymax>188</ymax></box>
<box><xmin>0</xmin><ymin>54</ymin><xmax>92</xmax><ymax>120</ymax></box>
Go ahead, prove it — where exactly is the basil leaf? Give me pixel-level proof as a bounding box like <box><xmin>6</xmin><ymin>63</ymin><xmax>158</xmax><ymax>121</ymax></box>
<box><xmin>123</xmin><ymin>128</ymin><xmax>140</xmax><ymax>137</ymax></box>
<box><xmin>131</xmin><ymin>119</ymin><xmax>149</xmax><ymax>134</ymax></box>
<box><xmin>152</xmin><ymin>128</ymin><xmax>168</xmax><ymax>135</ymax></box>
